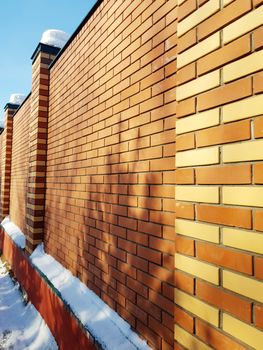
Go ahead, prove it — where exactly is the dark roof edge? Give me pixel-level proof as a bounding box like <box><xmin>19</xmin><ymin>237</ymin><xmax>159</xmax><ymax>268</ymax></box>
<box><xmin>0</xmin><ymin>128</ymin><xmax>4</xmax><ymax>135</ymax></box>
<box><xmin>49</xmin><ymin>0</ymin><xmax>103</xmax><ymax>70</ymax></box>
<box><xmin>13</xmin><ymin>92</ymin><xmax>32</xmax><ymax>117</ymax></box>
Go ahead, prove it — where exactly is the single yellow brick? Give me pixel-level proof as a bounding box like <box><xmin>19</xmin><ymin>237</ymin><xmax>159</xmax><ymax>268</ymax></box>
<box><xmin>222</xmin><ymin>186</ymin><xmax>263</xmax><ymax>207</ymax></box>
<box><xmin>178</xmin><ymin>0</ymin><xmax>220</xmax><ymax>37</ymax></box>
<box><xmin>177</xmin><ymin>32</ymin><xmax>220</xmax><ymax>69</ymax></box>
<box><xmin>177</xmin><ymin>70</ymin><xmax>220</xmax><ymax>101</ymax></box>
<box><xmin>176</xmin><ymin>219</ymin><xmax>220</xmax><ymax>243</ymax></box>
<box><xmin>27</xmin><ymin>193</ymin><xmax>45</xmax><ymax>199</ymax></box>
<box><xmin>222</xmin><ymin>94</ymin><xmax>263</xmax><ymax>123</ymax></box>
<box><xmin>222</xmin><ymin>139</ymin><xmax>263</xmax><ymax>163</ymax></box>
<box><xmin>176</xmin><ymin>147</ymin><xmax>219</xmax><ymax>167</ymax></box>
<box><xmin>176</xmin><ymin>253</ymin><xmax>219</xmax><ymax>284</ymax></box>
<box><xmin>223</xmin><ymin>50</ymin><xmax>263</xmax><ymax>83</ymax></box>
<box><xmin>176</xmin><ymin>108</ymin><xmax>220</xmax><ymax>134</ymax></box>
<box><xmin>176</xmin><ymin>186</ymin><xmax>219</xmax><ymax>203</ymax></box>
<box><xmin>223</xmin><ymin>227</ymin><xmax>263</xmax><ymax>254</ymax></box>
<box><xmin>175</xmin><ymin>288</ymin><xmax>219</xmax><ymax>326</ymax></box>
<box><xmin>223</xmin><ymin>270</ymin><xmax>263</xmax><ymax>303</ymax></box>
<box><xmin>175</xmin><ymin>325</ymin><xmax>212</xmax><ymax>350</ymax></box>
<box><xmin>27</xmin><ymin>204</ymin><xmax>43</xmax><ymax>211</ymax></box>
<box><xmin>223</xmin><ymin>6</ymin><xmax>263</xmax><ymax>44</ymax></box>
<box><xmin>223</xmin><ymin>313</ymin><xmax>263</xmax><ymax>349</ymax></box>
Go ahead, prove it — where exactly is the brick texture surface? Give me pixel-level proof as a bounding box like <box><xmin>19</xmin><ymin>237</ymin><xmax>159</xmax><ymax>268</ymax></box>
<box><xmin>44</xmin><ymin>1</ymin><xmax>177</xmax><ymax>349</ymax></box>
<box><xmin>9</xmin><ymin>98</ymin><xmax>30</xmax><ymax>233</ymax></box>
<box><xmin>176</xmin><ymin>0</ymin><xmax>263</xmax><ymax>349</ymax></box>
<box><xmin>0</xmin><ymin>106</ymin><xmax>18</xmax><ymax>220</ymax></box>
<box><xmin>1</xmin><ymin>1</ymin><xmax>263</xmax><ymax>349</ymax></box>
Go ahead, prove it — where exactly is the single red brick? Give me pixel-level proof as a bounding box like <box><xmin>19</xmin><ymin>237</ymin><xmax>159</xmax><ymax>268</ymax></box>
<box><xmin>255</xmin><ymin>257</ymin><xmax>263</xmax><ymax>280</ymax></box>
<box><xmin>175</xmin><ymin>306</ymin><xmax>194</xmax><ymax>333</ymax></box>
<box><xmin>196</xmin><ymin>241</ymin><xmax>253</xmax><ymax>274</ymax></box>
<box><xmin>254</xmin><ymin>210</ymin><xmax>263</xmax><ymax>231</ymax></box>
<box><xmin>255</xmin><ymin>305</ymin><xmax>263</xmax><ymax>329</ymax></box>
<box><xmin>175</xmin><ymin>270</ymin><xmax>194</xmax><ymax>294</ymax></box>
<box><xmin>176</xmin><ymin>235</ymin><xmax>194</xmax><ymax>256</ymax></box>
<box><xmin>176</xmin><ymin>202</ymin><xmax>195</xmax><ymax>219</ymax></box>
<box><xmin>197</xmin><ymin>205</ymin><xmax>252</xmax><ymax>229</ymax></box>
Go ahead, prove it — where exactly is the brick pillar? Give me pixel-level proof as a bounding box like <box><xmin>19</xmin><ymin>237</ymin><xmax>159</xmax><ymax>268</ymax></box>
<box><xmin>25</xmin><ymin>43</ymin><xmax>60</xmax><ymax>253</ymax></box>
<box><xmin>0</xmin><ymin>103</ymin><xmax>19</xmax><ymax>220</ymax></box>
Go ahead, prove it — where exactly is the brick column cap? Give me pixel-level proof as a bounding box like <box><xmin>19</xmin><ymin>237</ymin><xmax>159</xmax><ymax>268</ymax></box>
<box><xmin>4</xmin><ymin>103</ymin><xmax>20</xmax><ymax>111</ymax></box>
<box><xmin>31</xmin><ymin>43</ymin><xmax>60</xmax><ymax>64</ymax></box>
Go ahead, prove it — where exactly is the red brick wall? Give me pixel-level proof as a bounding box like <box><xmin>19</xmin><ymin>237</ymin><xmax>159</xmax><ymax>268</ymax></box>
<box><xmin>0</xmin><ymin>132</ymin><xmax>3</xmax><ymax>216</ymax></box>
<box><xmin>45</xmin><ymin>1</ymin><xmax>177</xmax><ymax>348</ymax></box>
<box><xmin>1</xmin><ymin>1</ymin><xmax>262</xmax><ymax>349</ymax></box>
<box><xmin>0</xmin><ymin>106</ymin><xmax>17</xmax><ymax>220</ymax></box>
<box><xmin>9</xmin><ymin>98</ymin><xmax>31</xmax><ymax>232</ymax></box>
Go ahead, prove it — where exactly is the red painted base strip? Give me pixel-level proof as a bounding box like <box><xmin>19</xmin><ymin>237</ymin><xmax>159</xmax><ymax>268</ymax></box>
<box><xmin>0</xmin><ymin>228</ymin><xmax>96</xmax><ymax>350</ymax></box>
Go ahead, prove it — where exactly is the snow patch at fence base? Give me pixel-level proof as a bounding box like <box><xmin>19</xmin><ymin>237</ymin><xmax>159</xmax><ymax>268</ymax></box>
<box><xmin>31</xmin><ymin>244</ymin><xmax>151</xmax><ymax>350</ymax></box>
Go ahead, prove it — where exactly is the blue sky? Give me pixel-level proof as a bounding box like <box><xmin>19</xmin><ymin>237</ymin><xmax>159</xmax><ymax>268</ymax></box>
<box><xmin>0</xmin><ymin>0</ymin><xmax>98</xmax><ymax>124</ymax></box>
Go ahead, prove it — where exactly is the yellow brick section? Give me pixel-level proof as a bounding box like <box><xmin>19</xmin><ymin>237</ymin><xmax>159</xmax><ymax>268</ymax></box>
<box><xmin>223</xmin><ymin>227</ymin><xmax>263</xmax><ymax>254</ymax></box>
<box><xmin>176</xmin><ymin>219</ymin><xmax>220</xmax><ymax>243</ymax></box>
<box><xmin>175</xmin><ymin>325</ymin><xmax>212</xmax><ymax>350</ymax></box>
<box><xmin>223</xmin><ymin>314</ymin><xmax>263</xmax><ymax>349</ymax></box>
<box><xmin>223</xmin><ymin>270</ymin><xmax>263</xmax><ymax>303</ymax></box>
<box><xmin>222</xmin><ymin>139</ymin><xmax>263</xmax><ymax>162</ymax></box>
<box><xmin>223</xmin><ymin>50</ymin><xmax>263</xmax><ymax>83</ymax></box>
<box><xmin>175</xmin><ymin>289</ymin><xmax>219</xmax><ymax>326</ymax></box>
<box><xmin>222</xmin><ymin>94</ymin><xmax>263</xmax><ymax>122</ymax></box>
<box><xmin>175</xmin><ymin>253</ymin><xmax>219</xmax><ymax>284</ymax></box>
<box><xmin>176</xmin><ymin>186</ymin><xmax>219</xmax><ymax>203</ymax></box>
<box><xmin>177</xmin><ymin>70</ymin><xmax>220</xmax><ymax>101</ymax></box>
<box><xmin>223</xmin><ymin>186</ymin><xmax>263</xmax><ymax>207</ymax></box>
<box><xmin>223</xmin><ymin>6</ymin><xmax>263</xmax><ymax>44</ymax></box>
<box><xmin>177</xmin><ymin>33</ymin><xmax>220</xmax><ymax>69</ymax></box>
<box><xmin>177</xmin><ymin>0</ymin><xmax>220</xmax><ymax>37</ymax></box>
<box><xmin>176</xmin><ymin>147</ymin><xmax>219</xmax><ymax>167</ymax></box>
<box><xmin>176</xmin><ymin>108</ymin><xmax>220</xmax><ymax>134</ymax></box>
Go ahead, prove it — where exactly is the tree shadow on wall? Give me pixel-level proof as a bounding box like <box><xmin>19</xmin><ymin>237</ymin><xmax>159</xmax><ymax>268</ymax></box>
<box><xmin>71</xmin><ymin>117</ymin><xmax>176</xmax><ymax>350</ymax></box>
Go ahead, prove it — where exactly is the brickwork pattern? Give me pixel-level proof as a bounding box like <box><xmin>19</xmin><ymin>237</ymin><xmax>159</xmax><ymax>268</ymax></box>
<box><xmin>26</xmin><ymin>51</ymin><xmax>57</xmax><ymax>253</ymax></box>
<box><xmin>0</xmin><ymin>132</ymin><xmax>3</xmax><ymax>216</ymax></box>
<box><xmin>1</xmin><ymin>1</ymin><xmax>262</xmax><ymax>349</ymax></box>
<box><xmin>175</xmin><ymin>0</ymin><xmax>263</xmax><ymax>349</ymax></box>
<box><xmin>45</xmin><ymin>1</ymin><xmax>177</xmax><ymax>349</ymax></box>
<box><xmin>0</xmin><ymin>106</ymin><xmax>17</xmax><ymax>220</ymax></box>
<box><xmin>9</xmin><ymin>98</ymin><xmax>31</xmax><ymax>233</ymax></box>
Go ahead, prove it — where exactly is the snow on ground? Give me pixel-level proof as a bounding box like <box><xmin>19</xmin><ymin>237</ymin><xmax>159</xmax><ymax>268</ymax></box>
<box><xmin>0</xmin><ymin>258</ymin><xmax>58</xmax><ymax>350</ymax></box>
<box><xmin>1</xmin><ymin>217</ymin><xmax>26</xmax><ymax>249</ymax></box>
<box><xmin>31</xmin><ymin>244</ymin><xmax>151</xmax><ymax>350</ymax></box>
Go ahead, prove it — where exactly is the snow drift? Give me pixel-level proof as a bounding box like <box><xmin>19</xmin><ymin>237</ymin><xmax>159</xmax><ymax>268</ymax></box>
<box><xmin>9</xmin><ymin>93</ymin><xmax>26</xmax><ymax>105</ymax></box>
<box><xmin>31</xmin><ymin>244</ymin><xmax>151</xmax><ymax>350</ymax></box>
<box><xmin>1</xmin><ymin>217</ymin><xmax>26</xmax><ymax>249</ymax></box>
<box><xmin>40</xmin><ymin>29</ymin><xmax>69</xmax><ymax>49</ymax></box>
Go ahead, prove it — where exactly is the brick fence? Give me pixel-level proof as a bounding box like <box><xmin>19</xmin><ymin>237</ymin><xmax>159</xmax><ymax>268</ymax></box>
<box><xmin>0</xmin><ymin>0</ymin><xmax>262</xmax><ymax>349</ymax></box>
